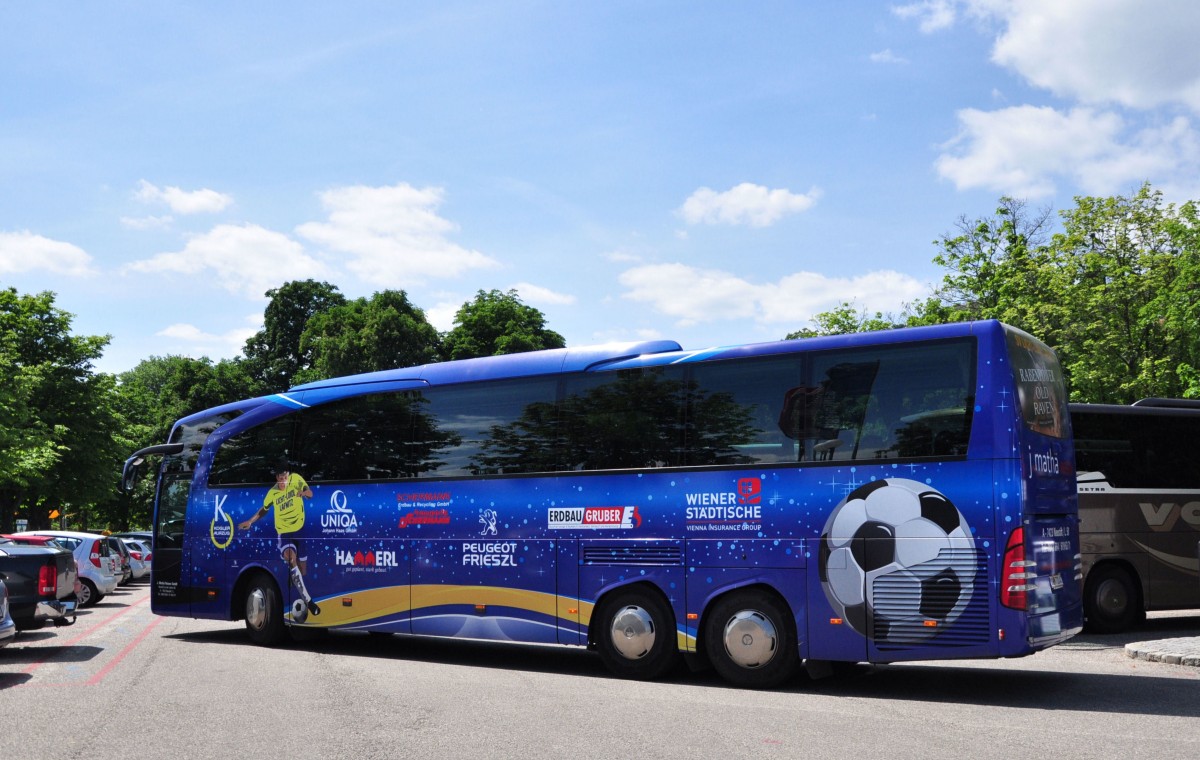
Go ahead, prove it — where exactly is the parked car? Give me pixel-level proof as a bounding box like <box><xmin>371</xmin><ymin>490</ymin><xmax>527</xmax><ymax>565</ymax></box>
<box><xmin>110</xmin><ymin>530</ymin><xmax>153</xmax><ymax>546</ymax></box>
<box><xmin>2</xmin><ymin>534</ymin><xmax>83</xmax><ymax>599</ymax></box>
<box><xmin>0</xmin><ymin>578</ymin><xmax>16</xmax><ymax>649</ymax></box>
<box><xmin>10</xmin><ymin>531</ymin><xmax>119</xmax><ymax>607</ymax></box>
<box><xmin>107</xmin><ymin>536</ymin><xmax>133</xmax><ymax>585</ymax></box>
<box><xmin>120</xmin><ymin>538</ymin><xmax>149</xmax><ymax>580</ymax></box>
<box><xmin>0</xmin><ymin>538</ymin><xmax>78</xmax><ymax>630</ymax></box>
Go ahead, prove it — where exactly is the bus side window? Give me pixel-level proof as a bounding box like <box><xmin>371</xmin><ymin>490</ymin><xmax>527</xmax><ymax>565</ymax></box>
<box><xmin>686</xmin><ymin>355</ymin><xmax>802</xmax><ymax>466</ymax></box>
<box><xmin>560</xmin><ymin>368</ymin><xmax>687</xmax><ymax>471</ymax></box>
<box><xmin>422</xmin><ymin>378</ymin><xmax>560</xmax><ymax>477</ymax></box>
<box><xmin>208</xmin><ymin>415</ymin><xmax>295</xmax><ymax>486</ymax></box>
<box><xmin>806</xmin><ymin>340</ymin><xmax>973</xmax><ymax>462</ymax></box>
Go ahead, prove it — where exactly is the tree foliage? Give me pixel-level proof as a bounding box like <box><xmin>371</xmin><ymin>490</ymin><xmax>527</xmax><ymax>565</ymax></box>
<box><xmin>441</xmin><ymin>289</ymin><xmax>565</xmax><ymax>361</ymax></box>
<box><xmin>296</xmin><ymin>290</ymin><xmax>440</xmax><ymax>385</ymax></box>
<box><xmin>786</xmin><ymin>302</ymin><xmax>901</xmax><ymax>339</ymax></box>
<box><xmin>242</xmin><ymin>280</ymin><xmax>346</xmax><ymax>392</ymax></box>
<box><xmin>911</xmin><ymin>184</ymin><xmax>1200</xmax><ymax>403</ymax></box>
<box><xmin>0</xmin><ymin>288</ymin><xmax>122</xmax><ymax>532</ymax></box>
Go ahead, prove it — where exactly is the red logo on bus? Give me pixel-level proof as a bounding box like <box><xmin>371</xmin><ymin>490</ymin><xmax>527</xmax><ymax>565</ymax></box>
<box><xmin>737</xmin><ymin>478</ymin><xmax>761</xmax><ymax>505</ymax></box>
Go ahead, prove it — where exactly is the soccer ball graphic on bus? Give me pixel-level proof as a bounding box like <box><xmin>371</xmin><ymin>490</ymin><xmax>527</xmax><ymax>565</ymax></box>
<box><xmin>818</xmin><ymin>478</ymin><xmax>977</xmax><ymax>644</ymax></box>
<box><xmin>290</xmin><ymin>598</ymin><xmax>309</xmax><ymax>624</ymax></box>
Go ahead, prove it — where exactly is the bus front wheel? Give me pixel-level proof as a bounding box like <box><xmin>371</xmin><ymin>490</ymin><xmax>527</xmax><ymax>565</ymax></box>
<box><xmin>244</xmin><ymin>573</ymin><xmax>287</xmax><ymax>646</ymax></box>
<box><xmin>594</xmin><ymin>588</ymin><xmax>679</xmax><ymax>681</ymax></box>
<box><xmin>1084</xmin><ymin>564</ymin><xmax>1141</xmax><ymax>634</ymax></box>
<box><xmin>704</xmin><ymin>589</ymin><xmax>798</xmax><ymax>689</ymax></box>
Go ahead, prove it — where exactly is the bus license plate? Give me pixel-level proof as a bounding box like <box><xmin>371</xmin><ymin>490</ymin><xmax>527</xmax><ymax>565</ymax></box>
<box><xmin>1050</xmin><ymin>573</ymin><xmax>1063</xmax><ymax>590</ymax></box>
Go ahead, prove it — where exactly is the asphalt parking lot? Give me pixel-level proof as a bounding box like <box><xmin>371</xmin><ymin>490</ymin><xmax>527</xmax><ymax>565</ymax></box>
<box><xmin>3</xmin><ymin>582</ymin><xmax>1198</xmax><ymax>760</ymax></box>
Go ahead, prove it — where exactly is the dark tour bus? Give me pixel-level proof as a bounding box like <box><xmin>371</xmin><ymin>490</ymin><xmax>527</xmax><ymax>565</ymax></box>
<box><xmin>1072</xmin><ymin>399</ymin><xmax>1200</xmax><ymax>632</ymax></box>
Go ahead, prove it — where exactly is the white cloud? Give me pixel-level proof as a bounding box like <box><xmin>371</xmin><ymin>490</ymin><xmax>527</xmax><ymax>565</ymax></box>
<box><xmin>296</xmin><ymin>182</ymin><xmax>500</xmax><ymax>286</ymax></box>
<box><xmin>0</xmin><ymin>231</ymin><xmax>96</xmax><ymax>276</ymax></box>
<box><xmin>426</xmin><ymin>300</ymin><xmax>462</xmax><ymax>333</ymax></box>
<box><xmin>154</xmin><ymin>315</ymin><xmax>261</xmax><ymax>361</ymax></box>
<box><xmin>897</xmin><ymin>2</ymin><xmax>1200</xmax><ymax>112</ymax></box>
<box><xmin>981</xmin><ymin>0</ymin><xmax>1200</xmax><ymax>112</ymax></box>
<box><xmin>127</xmin><ymin>223</ymin><xmax>332</xmax><ymax>299</ymax></box>
<box><xmin>135</xmin><ymin>180</ymin><xmax>233</xmax><ymax>214</ymax></box>
<box><xmin>679</xmin><ymin>183</ymin><xmax>821</xmax><ymax>228</ymax></box>
<box><xmin>120</xmin><ymin>215</ymin><xmax>173</xmax><ymax>230</ymax></box>
<box><xmin>936</xmin><ymin>106</ymin><xmax>1200</xmax><ymax>197</ymax></box>
<box><xmin>511</xmin><ymin>282</ymin><xmax>576</xmax><ymax>306</ymax></box>
<box><xmin>618</xmin><ymin>264</ymin><xmax>926</xmax><ymax>327</ymax></box>
<box><xmin>870</xmin><ymin>49</ymin><xmax>909</xmax><ymax>65</ymax></box>
<box><xmin>892</xmin><ymin>1</ymin><xmax>958</xmax><ymax>33</ymax></box>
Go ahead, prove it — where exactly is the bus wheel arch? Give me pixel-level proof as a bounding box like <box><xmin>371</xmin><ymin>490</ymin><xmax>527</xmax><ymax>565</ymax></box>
<box><xmin>1083</xmin><ymin>561</ymin><xmax>1143</xmax><ymax>634</ymax></box>
<box><xmin>238</xmin><ymin>569</ymin><xmax>288</xmax><ymax>646</ymax></box>
<box><xmin>590</xmin><ymin>582</ymin><xmax>681</xmax><ymax>681</ymax></box>
<box><xmin>701</xmin><ymin>585</ymin><xmax>799</xmax><ymax>689</ymax></box>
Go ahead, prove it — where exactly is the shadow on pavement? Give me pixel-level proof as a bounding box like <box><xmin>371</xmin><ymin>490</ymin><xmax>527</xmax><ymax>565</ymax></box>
<box><xmin>165</xmin><ymin>622</ymin><xmax>1200</xmax><ymax>718</ymax></box>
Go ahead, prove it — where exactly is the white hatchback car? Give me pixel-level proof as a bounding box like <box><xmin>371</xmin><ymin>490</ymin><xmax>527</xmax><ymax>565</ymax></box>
<box><xmin>11</xmin><ymin>530</ymin><xmax>120</xmax><ymax>607</ymax></box>
<box><xmin>120</xmin><ymin>538</ymin><xmax>150</xmax><ymax>580</ymax></box>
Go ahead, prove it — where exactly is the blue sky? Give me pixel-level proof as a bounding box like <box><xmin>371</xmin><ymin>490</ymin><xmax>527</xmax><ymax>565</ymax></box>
<box><xmin>4</xmin><ymin>1</ymin><xmax>1200</xmax><ymax>374</ymax></box>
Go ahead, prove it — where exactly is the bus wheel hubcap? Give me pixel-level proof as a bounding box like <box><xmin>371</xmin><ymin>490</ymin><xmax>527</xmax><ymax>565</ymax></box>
<box><xmin>1097</xmin><ymin>579</ymin><xmax>1128</xmax><ymax>617</ymax></box>
<box><xmin>723</xmin><ymin>610</ymin><xmax>777</xmax><ymax>669</ymax></box>
<box><xmin>246</xmin><ymin>588</ymin><xmax>267</xmax><ymax>630</ymax></box>
<box><xmin>610</xmin><ymin>605</ymin><xmax>655</xmax><ymax>660</ymax></box>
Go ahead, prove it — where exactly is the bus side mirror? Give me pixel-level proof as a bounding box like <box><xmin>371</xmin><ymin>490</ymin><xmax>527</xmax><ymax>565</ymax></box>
<box><xmin>118</xmin><ymin>443</ymin><xmax>185</xmax><ymax>494</ymax></box>
<box><xmin>119</xmin><ymin>456</ymin><xmax>145</xmax><ymax>494</ymax></box>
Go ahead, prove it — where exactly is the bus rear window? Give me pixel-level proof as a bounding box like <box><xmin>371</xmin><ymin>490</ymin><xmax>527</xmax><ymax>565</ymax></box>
<box><xmin>1005</xmin><ymin>327</ymin><xmax>1068</xmax><ymax>439</ymax></box>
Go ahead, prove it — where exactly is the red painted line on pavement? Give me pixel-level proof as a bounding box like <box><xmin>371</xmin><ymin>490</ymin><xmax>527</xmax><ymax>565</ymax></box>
<box><xmin>86</xmin><ymin>614</ymin><xmax>165</xmax><ymax>685</ymax></box>
<box><xmin>21</xmin><ymin>594</ymin><xmax>151</xmax><ymax>675</ymax></box>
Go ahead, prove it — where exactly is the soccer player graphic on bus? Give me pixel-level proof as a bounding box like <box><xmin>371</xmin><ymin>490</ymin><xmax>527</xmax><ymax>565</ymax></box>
<box><xmin>238</xmin><ymin>461</ymin><xmax>321</xmax><ymax>621</ymax></box>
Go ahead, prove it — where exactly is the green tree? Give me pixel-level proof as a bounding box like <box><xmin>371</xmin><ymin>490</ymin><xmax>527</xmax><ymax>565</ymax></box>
<box><xmin>242</xmin><ymin>280</ymin><xmax>346</xmax><ymax>392</ymax></box>
<box><xmin>0</xmin><ymin>287</ymin><xmax>121</xmax><ymax>532</ymax></box>
<box><xmin>441</xmin><ymin>289</ymin><xmax>565</xmax><ymax>361</ymax></box>
<box><xmin>909</xmin><ymin>196</ymin><xmax>1058</xmax><ymax>331</ymax></box>
<box><xmin>786</xmin><ymin>301</ymin><xmax>901</xmax><ymax>339</ymax></box>
<box><xmin>297</xmin><ymin>290</ymin><xmax>440</xmax><ymax>384</ymax></box>
<box><xmin>913</xmin><ymin>184</ymin><xmax>1200</xmax><ymax>403</ymax></box>
<box><xmin>1049</xmin><ymin>185</ymin><xmax>1198</xmax><ymax>402</ymax></box>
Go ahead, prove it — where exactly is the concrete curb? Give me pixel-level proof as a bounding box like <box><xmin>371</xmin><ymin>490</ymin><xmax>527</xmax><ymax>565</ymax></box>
<box><xmin>1125</xmin><ymin>638</ymin><xmax>1200</xmax><ymax>667</ymax></box>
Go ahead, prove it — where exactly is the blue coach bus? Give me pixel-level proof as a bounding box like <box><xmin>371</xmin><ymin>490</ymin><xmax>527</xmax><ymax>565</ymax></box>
<box><xmin>121</xmin><ymin>320</ymin><xmax>1082</xmax><ymax>688</ymax></box>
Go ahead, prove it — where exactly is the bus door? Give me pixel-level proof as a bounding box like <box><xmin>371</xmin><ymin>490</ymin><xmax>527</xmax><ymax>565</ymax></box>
<box><xmin>151</xmin><ymin>472</ymin><xmax>193</xmax><ymax>616</ymax></box>
<box><xmin>557</xmin><ymin>540</ymin><xmax>581</xmax><ymax>645</ymax></box>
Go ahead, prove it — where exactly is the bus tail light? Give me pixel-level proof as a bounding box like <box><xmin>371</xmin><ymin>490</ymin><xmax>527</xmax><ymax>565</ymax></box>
<box><xmin>38</xmin><ymin>564</ymin><xmax>57</xmax><ymax>596</ymax></box>
<box><xmin>89</xmin><ymin>539</ymin><xmax>103</xmax><ymax>568</ymax></box>
<box><xmin>1001</xmin><ymin>526</ymin><xmax>1036</xmax><ymax>610</ymax></box>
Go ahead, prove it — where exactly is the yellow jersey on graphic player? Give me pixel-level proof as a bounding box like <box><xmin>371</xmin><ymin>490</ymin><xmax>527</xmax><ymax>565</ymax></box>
<box><xmin>263</xmin><ymin>473</ymin><xmax>309</xmax><ymax>533</ymax></box>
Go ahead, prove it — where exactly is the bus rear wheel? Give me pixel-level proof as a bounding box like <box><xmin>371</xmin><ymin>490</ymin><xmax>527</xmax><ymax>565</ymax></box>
<box><xmin>1084</xmin><ymin>564</ymin><xmax>1141</xmax><ymax>634</ymax></box>
<box><xmin>595</xmin><ymin>588</ymin><xmax>679</xmax><ymax>681</ymax></box>
<box><xmin>244</xmin><ymin>573</ymin><xmax>287</xmax><ymax>646</ymax></box>
<box><xmin>704</xmin><ymin>589</ymin><xmax>798</xmax><ymax>689</ymax></box>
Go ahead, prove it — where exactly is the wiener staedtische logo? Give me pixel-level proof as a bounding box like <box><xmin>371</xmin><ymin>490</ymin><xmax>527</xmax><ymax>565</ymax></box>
<box><xmin>685</xmin><ymin>477</ymin><xmax>763</xmax><ymax>532</ymax></box>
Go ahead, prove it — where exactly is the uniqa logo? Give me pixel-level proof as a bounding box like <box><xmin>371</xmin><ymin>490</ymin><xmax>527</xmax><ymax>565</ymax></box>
<box><xmin>321</xmin><ymin>490</ymin><xmax>359</xmax><ymax>533</ymax></box>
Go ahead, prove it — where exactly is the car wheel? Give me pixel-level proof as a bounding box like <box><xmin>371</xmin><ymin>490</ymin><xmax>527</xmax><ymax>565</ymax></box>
<box><xmin>594</xmin><ymin>587</ymin><xmax>680</xmax><ymax>681</ymax></box>
<box><xmin>704</xmin><ymin>589</ymin><xmax>799</xmax><ymax>689</ymax></box>
<box><xmin>77</xmin><ymin>579</ymin><xmax>98</xmax><ymax>608</ymax></box>
<box><xmin>1084</xmin><ymin>564</ymin><xmax>1140</xmax><ymax>634</ymax></box>
<box><xmin>244</xmin><ymin>573</ymin><xmax>287</xmax><ymax>646</ymax></box>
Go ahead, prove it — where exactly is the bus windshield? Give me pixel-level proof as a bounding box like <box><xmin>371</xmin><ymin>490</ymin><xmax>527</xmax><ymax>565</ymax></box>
<box><xmin>1006</xmin><ymin>326</ymin><xmax>1069</xmax><ymax>439</ymax></box>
